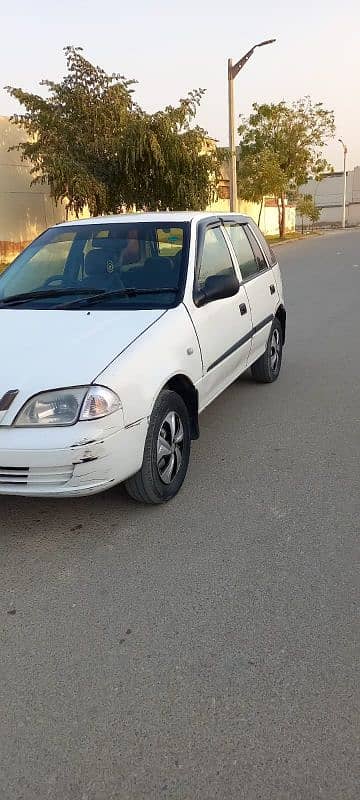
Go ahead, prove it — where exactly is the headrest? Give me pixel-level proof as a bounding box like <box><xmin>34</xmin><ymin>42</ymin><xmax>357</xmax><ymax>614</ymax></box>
<box><xmin>85</xmin><ymin>249</ymin><xmax>116</xmax><ymax>278</ymax></box>
<box><xmin>143</xmin><ymin>256</ymin><xmax>176</xmax><ymax>288</ymax></box>
<box><xmin>91</xmin><ymin>236</ymin><xmax>127</xmax><ymax>252</ymax></box>
<box><xmin>144</xmin><ymin>256</ymin><xmax>173</xmax><ymax>272</ymax></box>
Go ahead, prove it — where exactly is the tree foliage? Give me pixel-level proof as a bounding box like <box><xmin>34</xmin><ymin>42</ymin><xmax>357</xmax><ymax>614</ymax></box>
<box><xmin>237</xmin><ymin>147</ymin><xmax>285</xmax><ymax>203</ymax></box>
<box><xmin>296</xmin><ymin>193</ymin><xmax>321</xmax><ymax>231</ymax></box>
<box><xmin>5</xmin><ymin>47</ymin><xmax>219</xmax><ymax>216</ymax></box>
<box><xmin>238</xmin><ymin>98</ymin><xmax>335</xmax><ymax>237</ymax></box>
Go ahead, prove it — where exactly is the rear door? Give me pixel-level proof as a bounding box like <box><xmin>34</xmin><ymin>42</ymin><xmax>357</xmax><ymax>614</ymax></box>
<box><xmin>223</xmin><ymin>221</ymin><xmax>280</xmax><ymax>364</ymax></box>
<box><xmin>187</xmin><ymin>221</ymin><xmax>252</xmax><ymax>410</ymax></box>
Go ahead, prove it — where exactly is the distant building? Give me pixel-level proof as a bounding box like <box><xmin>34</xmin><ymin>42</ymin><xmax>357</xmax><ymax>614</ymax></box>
<box><xmin>298</xmin><ymin>167</ymin><xmax>360</xmax><ymax>227</ymax></box>
<box><xmin>0</xmin><ymin>116</ymin><xmax>71</xmax><ymax>262</ymax></box>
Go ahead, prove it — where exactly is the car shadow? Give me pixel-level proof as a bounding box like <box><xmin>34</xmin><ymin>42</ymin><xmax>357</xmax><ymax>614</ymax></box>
<box><xmin>0</xmin><ymin>366</ymin><xmax>285</xmax><ymax>543</ymax></box>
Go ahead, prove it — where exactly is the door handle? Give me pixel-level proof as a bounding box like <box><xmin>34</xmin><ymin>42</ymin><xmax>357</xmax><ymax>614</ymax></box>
<box><xmin>270</xmin><ymin>284</ymin><xmax>276</xmax><ymax>295</ymax></box>
<box><xmin>239</xmin><ymin>303</ymin><xmax>247</xmax><ymax>315</ymax></box>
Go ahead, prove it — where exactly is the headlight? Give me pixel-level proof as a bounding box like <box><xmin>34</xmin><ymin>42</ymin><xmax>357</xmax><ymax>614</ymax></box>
<box><xmin>14</xmin><ymin>386</ymin><xmax>121</xmax><ymax>427</ymax></box>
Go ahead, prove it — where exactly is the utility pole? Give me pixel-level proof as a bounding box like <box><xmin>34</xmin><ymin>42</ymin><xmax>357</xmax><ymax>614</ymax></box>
<box><xmin>338</xmin><ymin>139</ymin><xmax>348</xmax><ymax>229</ymax></box>
<box><xmin>228</xmin><ymin>39</ymin><xmax>276</xmax><ymax>212</ymax></box>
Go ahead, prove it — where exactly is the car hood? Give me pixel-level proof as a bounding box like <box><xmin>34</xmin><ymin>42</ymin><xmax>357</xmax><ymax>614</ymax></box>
<box><xmin>0</xmin><ymin>308</ymin><xmax>165</xmax><ymax>423</ymax></box>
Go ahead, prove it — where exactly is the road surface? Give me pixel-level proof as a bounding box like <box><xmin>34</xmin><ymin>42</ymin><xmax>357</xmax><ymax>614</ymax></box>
<box><xmin>1</xmin><ymin>230</ymin><xmax>359</xmax><ymax>800</ymax></box>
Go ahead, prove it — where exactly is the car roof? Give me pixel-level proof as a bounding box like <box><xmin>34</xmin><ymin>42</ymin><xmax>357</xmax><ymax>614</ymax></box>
<box><xmin>55</xmin><ymin>211</ymin><xmax>251</xmax><ymax>228</ymax></box>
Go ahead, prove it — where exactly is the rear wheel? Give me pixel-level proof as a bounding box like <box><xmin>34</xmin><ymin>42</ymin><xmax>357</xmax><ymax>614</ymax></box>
<box><xmin>251</xmin><ymin>318</ymin><xmax>283</xmax><ymax>383</ymax></box>
<box><xmin>125</xmin><ymin>390</ymin><xmax>191</xmax><ymax>504</ymax></box>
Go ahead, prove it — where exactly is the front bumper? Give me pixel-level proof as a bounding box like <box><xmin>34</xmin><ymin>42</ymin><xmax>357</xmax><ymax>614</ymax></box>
<box><xmin>0</xmin><ymin>418</ymin><xmax>148</xmax><ymax>497</ymax></box>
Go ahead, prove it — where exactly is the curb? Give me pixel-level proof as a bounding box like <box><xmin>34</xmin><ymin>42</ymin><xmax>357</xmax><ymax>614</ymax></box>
<box><xmin>268</xmin><ymin>233</ymin><xmax>323</xmax><ymax>248</ymax></box>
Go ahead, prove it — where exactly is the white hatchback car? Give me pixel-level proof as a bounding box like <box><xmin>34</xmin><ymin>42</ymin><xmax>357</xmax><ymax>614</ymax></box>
<box><xmin>0</xmin><ymin>213</ymin><xmax>285</xmax><ymax>503</ymax></box>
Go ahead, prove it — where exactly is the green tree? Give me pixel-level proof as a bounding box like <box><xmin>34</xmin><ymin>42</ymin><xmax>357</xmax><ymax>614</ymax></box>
<box><xmin>297</xmin><ymin>193</ymin><xmax>321</xmax><ymax>233</ymax></box>
<box><xmin>297</xmin><ymin>193</ymin><xmax>314</xmax><ymax>233</ymax></box>
<box><xmin>237</xmin><ymin>147</ymin><xmax>286</xmax><ymax>225</ymax></box>
<box><xmin>5</xmin><ymin>47</ymin><xmax>219</xmax><ymax>216</ymax></box>
<box><xmin>308</xmin><ymin>202</ymin><xmax>321</xmax><ymax>228</ymax></box>
<box><xmin>238</xmin><ymin>98</ymin><xmax>335</xmax><ymax>237</ymax></box>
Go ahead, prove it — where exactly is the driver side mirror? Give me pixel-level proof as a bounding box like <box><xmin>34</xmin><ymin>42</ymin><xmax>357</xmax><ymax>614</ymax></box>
<box><xmin>195</xmin><ymin>271</ymin><xmax>239</xmax><ymax>307</ymax></box>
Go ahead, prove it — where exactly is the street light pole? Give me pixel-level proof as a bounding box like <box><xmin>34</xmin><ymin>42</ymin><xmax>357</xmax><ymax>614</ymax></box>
<box><xmin>228</xmin><ymin>59</ymin><xmax>237</xmax><ymax>214</ymax></box>
<box><xmin>228</xmin><ymin>39</ymin><xmax>276</xmax><ymax>213</ymax></box>
<box><xmin>338</xmin><ymin>139</ymin><xmax>348</xmax><ymax>229</ymax></box>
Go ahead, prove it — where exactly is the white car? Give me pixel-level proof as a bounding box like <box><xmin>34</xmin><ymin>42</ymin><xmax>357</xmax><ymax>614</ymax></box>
<box><xmin>0</xmin><ymin>212</ymin><xmax>285</xmax><ymax>503</ymax></box>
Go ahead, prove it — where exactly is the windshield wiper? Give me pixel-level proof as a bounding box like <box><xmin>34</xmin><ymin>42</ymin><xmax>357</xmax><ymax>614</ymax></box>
<box><xmin>0</xmin><ymin>288</ymin><xmax>107</xmax><ymax>307</ymax></box>
<box><xmin>59</xmin><ymin>287</ymin><xmax>178</xmax><ymax>309</ymax></box>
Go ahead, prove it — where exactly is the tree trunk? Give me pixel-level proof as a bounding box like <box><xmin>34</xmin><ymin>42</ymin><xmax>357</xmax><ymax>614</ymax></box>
<box><xmin>258</xmin><ymin>197</ymin><xmax>264</xmax><ymax>227</ymax></box>
<box><xmin>301</xmin><ymin>215</ymin><xmax>304</xmax><ymax>235</ymax></box>
<box><xmin>280</xmin><ymin>194</ymin><xmax>286</xmax><ymax>239</ymax></box>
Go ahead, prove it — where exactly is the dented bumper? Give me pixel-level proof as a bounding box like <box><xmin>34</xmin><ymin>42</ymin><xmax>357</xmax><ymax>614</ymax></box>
<box><xmin>0</xmin><ymin>415</ymin><xmax>148</xmax><ymax>497</ymax></box>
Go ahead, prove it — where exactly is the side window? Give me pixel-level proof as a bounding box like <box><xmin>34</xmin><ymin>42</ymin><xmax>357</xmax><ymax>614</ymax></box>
<box><xmin>248</xmin><ymin>221</ymin><xmax>277</xmax><ymax>267</ymax></box>
<box><xmin>245</xmin><ymin>226</ymin><xmax>268</xmax><ymax>272</ymax></box>
<box><xmin>225</xmin><ymin>224</ymin><xmax>258</xmax><ymax>281</ymax></box>
<box><xmin>197</xmin><ymin>226</ymin><xmax>237</xmax><ymax>290</ymax></box>
<box><xmin>157</xmin><ymin>227</ymin><xmax>184</xmax><ymax>259</ymax></box>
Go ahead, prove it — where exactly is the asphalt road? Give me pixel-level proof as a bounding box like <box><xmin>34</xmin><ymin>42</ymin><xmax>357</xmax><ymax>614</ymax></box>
<box><xmin>1</xmin><ymin>230</ymin><xmax>359</xmax><ymax>800</ymax></box>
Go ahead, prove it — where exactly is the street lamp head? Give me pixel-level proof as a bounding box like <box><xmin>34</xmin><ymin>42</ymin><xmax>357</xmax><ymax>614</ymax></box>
<box><xmin>257</xmin><ymin>38</ymin><xmax>276</xmax><ymax>48</ymax></box>
<box><xmin>230</xmin><ymin>38</ymin><xmax>276</xmax><ymax>79</ymax></box>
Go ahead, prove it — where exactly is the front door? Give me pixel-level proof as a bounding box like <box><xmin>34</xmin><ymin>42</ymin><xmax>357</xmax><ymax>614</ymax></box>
<box><xmin>187</xmin><ymin>223</ymin><xmax>252</xmax><ymax>411</ymax></box>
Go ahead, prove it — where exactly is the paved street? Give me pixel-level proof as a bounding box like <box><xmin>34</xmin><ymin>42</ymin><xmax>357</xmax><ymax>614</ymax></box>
<box><xmin>1</xmin><ymin>230</ymin><xmax>359</xmax><ymax>800</ymax></box>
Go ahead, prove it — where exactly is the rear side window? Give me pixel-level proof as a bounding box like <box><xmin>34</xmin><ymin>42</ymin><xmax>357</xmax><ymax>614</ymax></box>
<box><xmin>245</xmin><ymin>225</ymin><xmax>268</xmax><ymax>271</ymax></box>
<box><xmin>248</xmin><ymin>221</ymin><xmax>277</xmax><ymax>267</ymax></box>
<box><xmin>224</xmin><ymin>224</ymin><xmax>258</xmax><ymax>280</ymax></box>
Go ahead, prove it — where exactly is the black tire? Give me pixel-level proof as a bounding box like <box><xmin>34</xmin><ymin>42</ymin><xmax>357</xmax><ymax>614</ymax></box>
<box><xmin>125</xmin><ymin>389</ymin><xmax>191</xmax><ymax>504</ymax></box>
<box><xmin>251</xmin><ymin>318</ymin><xmax>283</xmax><ymax>383</ymax></box>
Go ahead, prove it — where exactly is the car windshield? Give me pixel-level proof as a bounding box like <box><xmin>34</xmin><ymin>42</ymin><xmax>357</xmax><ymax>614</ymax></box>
<box><xmin>0</xmin><ymin>221</ymin><xmax>190</xmax><ymax>309</ymax></box>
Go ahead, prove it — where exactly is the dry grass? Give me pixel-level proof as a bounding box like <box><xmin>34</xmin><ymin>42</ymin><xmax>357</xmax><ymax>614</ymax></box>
<box><xmin>266</xmin><ymin>231</ymin><xmax>321</xmax><ymax>245</ymax></box>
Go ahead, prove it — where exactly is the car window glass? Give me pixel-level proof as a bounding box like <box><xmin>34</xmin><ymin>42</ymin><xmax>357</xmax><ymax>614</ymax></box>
<box><xmin>197</xmin><ymin>226</ymin><xmax>237</xmax><ymax>290</ymax></box>
<box><xmin>248</xmin><ymin>221</ymin><xmax>277</xmax><ymax>266</ymax></box>
<box><xmin>0</xmin><ymin>222</ymin><xmax>190</xmax><ymax>309</ymax></box>
<box><xmin>224</xmin><ymin>224</ymin><xmax>258</xmax><ymax>280</ymax></box>
<box><xmin>157</xmin><ymin>228</ymin><xmax>184</xmax><ymax>259</ymax></box>
<box><xmin>0</xmin><ymin>234</ymin><xmax>76</xmax><ymax>296</ymax></box>
<box><xmin>245</xmin><ymin>226</ymin><xmax>268</xmax><ymax>271</ymax></box>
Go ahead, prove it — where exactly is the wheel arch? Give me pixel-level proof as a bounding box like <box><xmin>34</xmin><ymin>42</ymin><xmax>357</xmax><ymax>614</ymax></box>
<box><xmin>275</xmin><ymin>304</ymin><xmax>286</xmax><ymax>345</ymax></box>
<box><xmin>162</xmin><ymin>374</ymin><xmax>199</xmax><ymax>440</ymax></box>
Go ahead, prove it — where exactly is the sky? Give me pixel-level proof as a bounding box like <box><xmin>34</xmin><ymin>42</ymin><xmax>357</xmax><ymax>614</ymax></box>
<box><xmin>1</xmin><ymin>0</ymin><xmax>359</xmax><ymax>170</ymax></box>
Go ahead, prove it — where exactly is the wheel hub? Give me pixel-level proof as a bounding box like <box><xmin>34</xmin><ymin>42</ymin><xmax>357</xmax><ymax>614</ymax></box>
<box><xmin>270</xmin><ymin>329</ymin><xmax>281</xmax><ymax>372</ymax></box>
<box><xmin>156</xmin><ymin>411</ymin><xmax>184</xmax><ymax>485</ymax></box>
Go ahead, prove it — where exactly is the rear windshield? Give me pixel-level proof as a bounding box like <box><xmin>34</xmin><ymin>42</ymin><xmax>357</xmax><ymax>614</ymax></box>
<box><xmin>0</xmin><ymin>222</ymin><xmax>190</xmax><ymax>310</ymax></box>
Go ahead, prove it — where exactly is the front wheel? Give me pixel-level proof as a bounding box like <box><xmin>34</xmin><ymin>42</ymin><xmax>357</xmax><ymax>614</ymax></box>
<box><xmin>251</xmin><ymin>318</ymin><xmax>283</xmax><ymax>383</ymax></box>
<box><xmin>125</xmin><ymin>390</ymin><xmax>191</xmax><ymax>504</ymax></box>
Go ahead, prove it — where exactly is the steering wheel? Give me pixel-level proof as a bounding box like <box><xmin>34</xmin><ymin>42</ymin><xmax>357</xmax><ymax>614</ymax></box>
<box><xmin>42</xmin><ymin>275</ymin><xmax>64</xmax><ymax>288</ymax></box>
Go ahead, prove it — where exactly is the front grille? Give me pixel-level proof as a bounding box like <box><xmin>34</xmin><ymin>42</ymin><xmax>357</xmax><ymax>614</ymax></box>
<box><xmin>0</xmin><ymin>465</ymin><xmax>74</xmax><ymax>488</ymax></box>
<box><xmin>0</xmin><ymin>466</ymin><xmax>29</xmax><ymax>485</ymax></box>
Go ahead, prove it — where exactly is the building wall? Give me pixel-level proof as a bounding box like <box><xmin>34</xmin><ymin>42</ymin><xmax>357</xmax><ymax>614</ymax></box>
<box><xmin>297</xmin><ymin>166</ymin><xmax>360</xmax><ymax>227</ymax></box>
<box><xmin>0</xmin><ymin>117</ymin><xmax>71</xmax><ymax>261</ymax></box>
<box><xmin>207</xmin><ymin>193</ymin><xmax>295</xmax><ymax>236</ymax></box>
